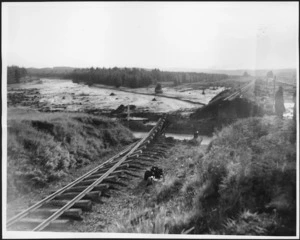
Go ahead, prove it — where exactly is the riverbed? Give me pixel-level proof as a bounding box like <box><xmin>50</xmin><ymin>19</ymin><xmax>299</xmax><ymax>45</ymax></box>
<box><xmin>7</xmin><ymin>78</ymin><xmax>295</xmax><ymax>120</ymax></box>
<box><xmin>8</xmin><ymin>79</ymin><xmax>220</xmax><ymax>113</ymax></box>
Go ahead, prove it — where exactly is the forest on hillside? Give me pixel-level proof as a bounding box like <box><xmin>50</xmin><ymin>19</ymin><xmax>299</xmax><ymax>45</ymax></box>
<box><xmin>8</xmin><ymin>65</ymin><xmax>230</xmax><ymax>88</ymax></box>
<box><xmin>7</xmin><ymin>66</ymin><xmax>27</xmax><ymax>84</ymax></box>
<box><xmin>26</xmin><ymin>67</ymin><xmax>75</xmax><ymax>78</ymax></box>
<box><xmin>68</xmin><ymin>67</ymin><xmax>229</xmax><ymax>88</ymax></box>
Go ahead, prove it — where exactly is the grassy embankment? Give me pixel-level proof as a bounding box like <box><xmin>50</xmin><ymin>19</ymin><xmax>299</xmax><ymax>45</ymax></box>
<box><xmin>107</xmin><ymin>116</ymin><xmax>296</xmax><ymax>236</ymax></box>
<box><xmin>7</xmin><ymin>110</ymin><xmax>134</xmax><ymax>200</ymax></box>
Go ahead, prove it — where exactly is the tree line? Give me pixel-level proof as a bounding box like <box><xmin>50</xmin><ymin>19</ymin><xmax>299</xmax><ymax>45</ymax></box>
<box><xmin>7</xmin><ymin>65</ymin><xmax>230</xmax><ymax>88</ymax></box>
<box><xmin>7</xmin><ymin>66</ymin><xmax>27</xmax><ymax>84</ymax></box>
<box><xmin>26</xmin><ymin>67</ymin><xmax>75</xmax><ymax>78</ymax></box>
<box><xmin>68</xmin><ymin>67</ymin><xmax>229</xmax><ymax>88</ymax></box>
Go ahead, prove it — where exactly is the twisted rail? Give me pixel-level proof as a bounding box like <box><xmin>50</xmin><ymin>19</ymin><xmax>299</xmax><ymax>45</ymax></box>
<box><xmin>7</xmin><ymin>115</ymin><xmax>168</xmax><ymax>231</ymax></box>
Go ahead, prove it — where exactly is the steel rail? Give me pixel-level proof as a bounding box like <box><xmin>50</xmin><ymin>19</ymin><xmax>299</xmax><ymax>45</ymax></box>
<box><xmin>224</xmin><ymin>80</ymin><xmax>254</xmax><ymax>101</ymax></box>
<box><xmin>94</xmin><ymin>124</ymin><xmax>165</xmax><ymax>170</ymax></box>
<box><xmin>6</xmin><ymin>140</ymin><xmax>139</xmax><ymax>227</ymax></box>
<box><xmin>32</xmin><ymin>117</ymin><xmax>166</xmax><ymax>231</ymax></box>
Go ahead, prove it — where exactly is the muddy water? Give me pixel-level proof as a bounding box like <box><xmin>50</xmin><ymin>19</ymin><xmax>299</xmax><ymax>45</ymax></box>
<box><xmin>8</xmin><ymin>79</ymin><xmax>295</xmax><ymax>119</ymax></box>
<box><xmin>284</xmin><ymin>102</ymin><xmax>295</xmax><ymax>119</ymax></box>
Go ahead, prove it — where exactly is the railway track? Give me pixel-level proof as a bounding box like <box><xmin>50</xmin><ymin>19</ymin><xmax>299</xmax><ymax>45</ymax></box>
<box><xmin>191</xmin><ymin>80</ymin><xmax>255</xmax><ymax>117</ymax></box>
<box><xmin>212</xmin><ymin>80</ymin><xmax>255</xmax><ymax>103</ymax></box>
<box><xmin>7</xmin><ymin>115</ymin><xmax>173</xmax><ymax>232</ymax></box>
<box><xmin>223</xmin><ymin>79</ymin><xmax>255</xmax><ymax>101</ymax></box>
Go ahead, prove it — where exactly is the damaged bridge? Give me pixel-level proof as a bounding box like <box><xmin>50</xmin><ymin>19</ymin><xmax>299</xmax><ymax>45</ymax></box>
<box><xmin>190</xmin><ymin>80</ymin><xmax>263</xmax><ymax>121</ymax></box>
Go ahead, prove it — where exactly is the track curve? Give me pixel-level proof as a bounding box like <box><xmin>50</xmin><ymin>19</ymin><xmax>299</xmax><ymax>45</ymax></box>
<box><xmin>7</xmin><ymin>115</ymin><xmax>172</xmax><ymax>231</ymax></box>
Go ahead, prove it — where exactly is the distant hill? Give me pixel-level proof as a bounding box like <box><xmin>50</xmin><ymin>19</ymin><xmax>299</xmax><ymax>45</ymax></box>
<box><xmin>163</xmin><ymin>67</ymin><xmax>296</xmax><ymax>77</ymax></box>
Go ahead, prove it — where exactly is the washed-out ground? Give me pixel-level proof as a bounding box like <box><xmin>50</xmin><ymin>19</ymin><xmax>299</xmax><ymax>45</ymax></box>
<box><xmin>94</xmin><ymin>83</ymin><xmax>227</xmax><ymax>105</ymax></box>
<box><xmin>6</xmin><ymin>78</ymin><xmax>296</xmax><ymax>235</ymax></box>
<box><xmin>7</xmin><ymin>79</ymin><xmax>223</xmax><ymax>114</ymax></box>
<box><xmin>7</xmin><ymin>79</ymin><xmax>295</xmax><ymax>119</ymax></box>
<box><xmin>5</xmin><ymin>79</ymin><xmax>217</xmax><ymax>230</ymax></box>
<box><xmin>65</xmin><ymin>139</ymin><xmax>208</xmax><ymax>233</ymax></box>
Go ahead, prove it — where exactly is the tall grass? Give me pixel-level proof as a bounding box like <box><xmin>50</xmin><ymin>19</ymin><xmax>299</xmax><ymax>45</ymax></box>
<box><xmin>7</xmin><ymin>112</ymin><xmax>134</xmax><ymax>198</ymax></box>
<box><xmin>192</xmin><ymin>116</ymin><xmax>296</xmax><ymax>235</ymax></box>
<box><xmin>95</xmin><ymin>116</ymin><xmax>296</xmax><ymax>235</ymax></box>
<box><xmin>105</xmin><ymin>143</ymin><xmax>206</xmax><ymax>234</ymax></box>
<box><xmin>106</xmin><ymin>204</ymin><xmax>193</xmax><ymax>234</ymax></box>
<box><xmin>31</xmin><ymin>114</ymin><xmax>294</xmax><ymax>235</ymax></box>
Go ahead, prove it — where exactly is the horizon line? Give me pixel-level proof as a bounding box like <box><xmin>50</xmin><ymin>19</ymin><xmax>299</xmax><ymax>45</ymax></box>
<box><xmin>6</xmin><ymin>65</ymin><xmax>297</xmax><ymax>72</ymax></box>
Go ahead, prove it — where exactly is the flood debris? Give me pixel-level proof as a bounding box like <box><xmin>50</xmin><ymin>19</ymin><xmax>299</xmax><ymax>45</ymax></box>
<box><xmin>111</xmin><ymin>104</ymin><xmax>136</xmax><ymax>115</ymax></box>
<box><xmin>7</xmin><ymin>88</ymin><xmax>41</xmax><ymax>108</ymax></box>
<box><xmin>144</xmin><ymin>166</ymin><xmax>164</xmax><ymax>186</ymax></box>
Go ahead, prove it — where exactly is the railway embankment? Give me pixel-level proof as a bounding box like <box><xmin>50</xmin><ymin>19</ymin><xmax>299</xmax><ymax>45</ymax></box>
<box><xmin>6</xmin><ymin>109</ymin><xmax>296</xmax><ymax>235</ymax></box>
<box><xmin>103</xmin><ymin>116</ymin><xmax>296</xmax><ymax>236</ymax></box>
<box><xmin>7</xmin><ymin>111</ymin><xmax>135</xmax><ymax>202</ymax></box>
<box><xmin>6</xmin><ymin>79</ymin><xmax>297</xmax><ymax>235</ymax></box>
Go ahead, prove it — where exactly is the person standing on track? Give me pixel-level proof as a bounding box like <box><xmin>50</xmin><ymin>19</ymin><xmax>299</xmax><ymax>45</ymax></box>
<box><xmin>194</xmin><ymin>131</ymin><xmax>199</xmax><ymax>139</ymax></box>
<box><xmin>274</xmin><ymin>86</ymin><xmax>285</xmax><ymax>119</ymax></box>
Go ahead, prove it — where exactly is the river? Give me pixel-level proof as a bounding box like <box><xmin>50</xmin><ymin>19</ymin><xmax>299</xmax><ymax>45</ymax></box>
<box><xmin>8</xmin><ymin>78</ymin><xmax>294</xmax><ymax>118</ymax></box>
<box><xmin>8</xmin><ymin>78</ymin><xmax>216</xmax><ymax>113</ymax></box>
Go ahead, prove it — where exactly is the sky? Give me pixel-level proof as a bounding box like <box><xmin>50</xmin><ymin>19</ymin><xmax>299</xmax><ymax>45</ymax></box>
<box><xmin>2</xmin><ymin>2</ymin><xmax>299</xmax><ymax>70</ymax></box>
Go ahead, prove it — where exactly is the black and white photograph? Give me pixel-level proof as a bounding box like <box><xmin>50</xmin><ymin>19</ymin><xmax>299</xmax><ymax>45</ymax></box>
<box><xmin>2</xmin><ymin>1</ymin><xmax>299</xmax><ymax>238</ymax></box>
